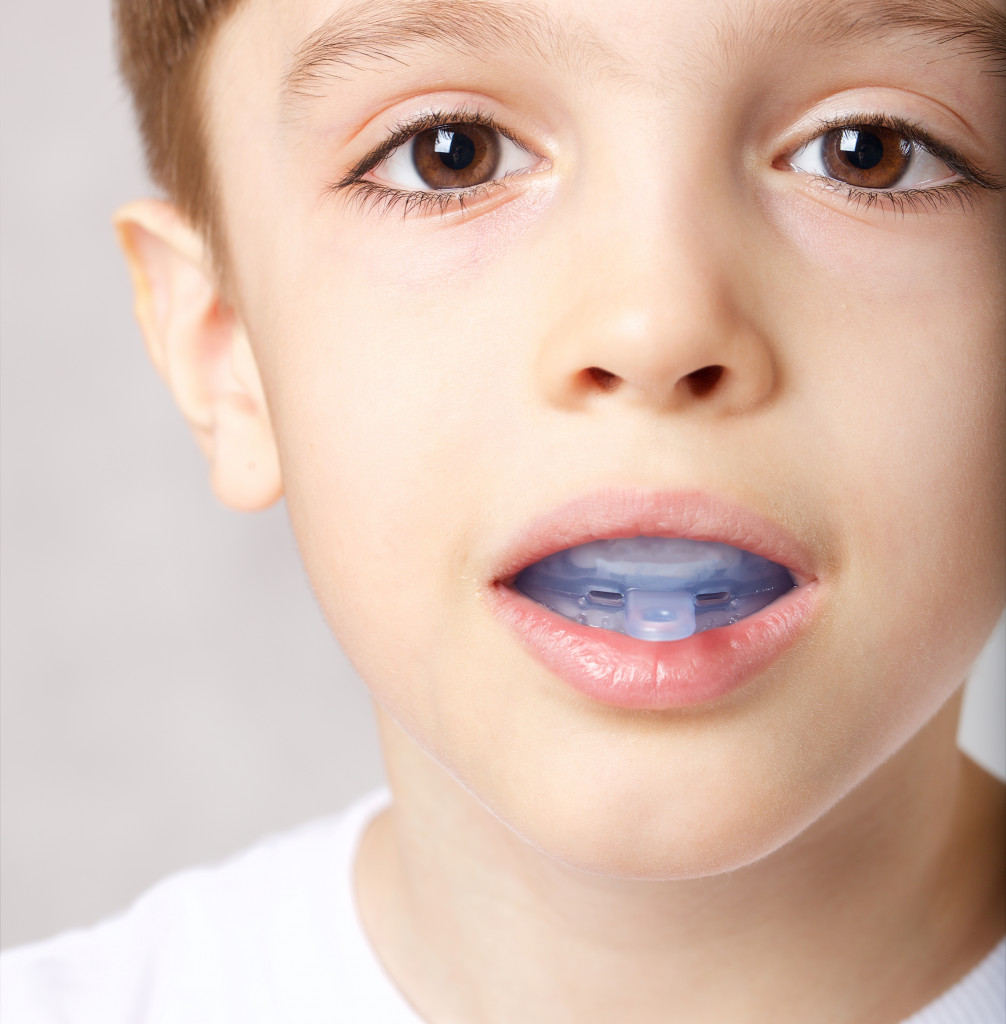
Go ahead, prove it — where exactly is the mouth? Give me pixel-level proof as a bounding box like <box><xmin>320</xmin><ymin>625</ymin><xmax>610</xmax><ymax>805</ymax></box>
<box><xmin>487</xmin><ymin>490</ymin><xmax>822</xmax><ymax>710</ymax></box>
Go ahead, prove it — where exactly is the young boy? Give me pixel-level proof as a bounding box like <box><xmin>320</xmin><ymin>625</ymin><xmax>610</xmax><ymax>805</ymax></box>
<box><xmin>2</xmin><ymin>0</ymin><xmax>1004</xmax><ymax>1020</ymax></box>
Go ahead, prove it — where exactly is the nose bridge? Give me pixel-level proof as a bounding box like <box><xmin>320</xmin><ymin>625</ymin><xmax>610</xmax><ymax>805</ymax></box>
<box><xmin>601</xmin><ymin>211</ymin><xmax>729</xmax><ymax>365</ymax></box>
<box><xmin>535</xmin><ymin>184</ymin><xmax>776</xmax><ymax>414</ymax></box>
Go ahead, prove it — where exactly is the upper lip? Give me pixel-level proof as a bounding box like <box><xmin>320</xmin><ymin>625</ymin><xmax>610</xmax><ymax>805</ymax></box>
<box><xmin>491</xmin><ymin>489</ymin><xmax>821</xmax><ymax>589</ymax></box>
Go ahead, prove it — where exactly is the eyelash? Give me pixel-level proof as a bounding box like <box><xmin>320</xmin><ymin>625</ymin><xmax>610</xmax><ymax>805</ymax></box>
<box><xmin>790</xmin><ymin>112</ymin><xmax>1003</xmax><ymax>214</ymax></box>
<box><xmin>327</xmin><ymin>107</ymin><xmax>1003</xmax><ymax>220</ymax></box>
<box><xmin>327</xmin><ymin>107</ymin><xmax>528</xmax><ymax>218</ymax></box>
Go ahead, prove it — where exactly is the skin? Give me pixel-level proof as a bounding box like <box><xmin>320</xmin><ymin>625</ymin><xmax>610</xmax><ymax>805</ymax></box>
<box><xmin>116</xmin><ymin>0</ymin><xmax>1006</xmax><ymax>1020</ymax></box>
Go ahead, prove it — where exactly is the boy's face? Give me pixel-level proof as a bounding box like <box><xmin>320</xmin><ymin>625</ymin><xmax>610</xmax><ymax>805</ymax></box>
<box><xmin>202</xmin><ymin>0</ymin><xmax>1004</xmax><ymax>875</ymax></box>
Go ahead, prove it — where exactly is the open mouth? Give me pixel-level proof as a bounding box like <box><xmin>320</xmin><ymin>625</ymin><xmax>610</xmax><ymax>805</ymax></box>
<box><xmin>487</xmin><ymin>490</ymin><xmax>822</xmax><ymax>709</ymax></box>
<box><xmin>513</xmin><ymin>536</ymin><xmax>796</xmax><ymax>641</ymax></box>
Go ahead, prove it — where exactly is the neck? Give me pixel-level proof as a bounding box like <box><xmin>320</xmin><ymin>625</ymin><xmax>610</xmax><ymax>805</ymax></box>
<box><xmin>357</xmin><ymin>699</ymin><xmax>1004</xmax><ymax>1024</ymax></box>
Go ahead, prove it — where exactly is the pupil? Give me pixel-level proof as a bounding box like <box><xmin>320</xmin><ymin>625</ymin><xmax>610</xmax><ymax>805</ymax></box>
<box><xmin>436</xmin><ymin>130</ymin><xmax>476</xmax><ymax>171</ymax></box>
<box><xmin>840</xmin><ymin>129</ymin><xmax>884</xmax><ymax>170</ymax></box>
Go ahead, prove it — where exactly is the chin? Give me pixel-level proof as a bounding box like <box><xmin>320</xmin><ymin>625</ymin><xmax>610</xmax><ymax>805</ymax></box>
<box><xmin>507</xmin><ymin>790</ymin><xmax>816</xmax><ymax>882</ymax></box>
<box><xmin>464</xmin><ymin>731</ymin><xmax>839</xmax><ymax>882</ymax></box>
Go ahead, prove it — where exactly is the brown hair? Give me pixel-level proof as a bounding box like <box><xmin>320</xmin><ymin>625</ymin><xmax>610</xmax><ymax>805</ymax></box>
<box><xmin>113</xmin><ymin>0</ymin><xmax>244</xmax><ymax>265</ymax></box>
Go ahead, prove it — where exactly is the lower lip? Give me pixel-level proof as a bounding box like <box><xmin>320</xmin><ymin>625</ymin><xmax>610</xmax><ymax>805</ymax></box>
<box><xmin>488</xmin><ymin>582</ymin><xmax>820</xmax><ymax>710</ymax></box>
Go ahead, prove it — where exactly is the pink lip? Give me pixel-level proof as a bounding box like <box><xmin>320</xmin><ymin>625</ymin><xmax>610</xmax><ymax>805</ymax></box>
<box><xmin>486</xmin><ymin>489</ymin><xmax>823</xmax><ymax>710</ymax></box>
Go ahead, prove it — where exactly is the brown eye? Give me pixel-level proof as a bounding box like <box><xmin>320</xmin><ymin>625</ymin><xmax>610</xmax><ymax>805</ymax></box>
<box><xmin>819</xmin><ymin>126</ymin><xmax>912</xmax><ymax>189</ymax></box>
<box><xmin>410</xmin><ymin>123</ymin><xmax>501</xmax><ymax>190</ymax></box>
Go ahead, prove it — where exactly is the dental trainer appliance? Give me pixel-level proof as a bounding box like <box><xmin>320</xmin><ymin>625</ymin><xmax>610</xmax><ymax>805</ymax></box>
<box><xmin>514</xmin><ymin>537</ymin><xmax>795</xmax><ymax>642</ymax></box>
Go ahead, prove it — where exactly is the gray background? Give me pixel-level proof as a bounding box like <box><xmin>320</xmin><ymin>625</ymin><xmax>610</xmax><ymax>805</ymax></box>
<box><xmin>1</xmin><ymin>0</ymin><xmax>1003</xmax><ymax>950</ymax></box>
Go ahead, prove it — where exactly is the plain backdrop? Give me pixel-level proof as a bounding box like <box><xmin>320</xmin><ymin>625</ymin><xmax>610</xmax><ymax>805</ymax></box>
<box><xmin>1</xmin><ymin>0</ymin><xmax>1004</xmax><ymax>950</ymax></box>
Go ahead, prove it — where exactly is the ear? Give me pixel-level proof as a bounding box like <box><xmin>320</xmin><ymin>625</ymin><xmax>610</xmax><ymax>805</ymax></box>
<box><xmin>113</xmin><ymin>200</ymin><xmax>282</xmax><ymax>511</ymax></box>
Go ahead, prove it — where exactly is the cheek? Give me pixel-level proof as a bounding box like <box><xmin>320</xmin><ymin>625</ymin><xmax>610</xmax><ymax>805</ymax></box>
<box><xmin>252</xmin><ymin>185</ymin><xmax>558</xmax><ymax>496</ymax></box>
<box><xmin>240</xmin><ymin>219</ymin><xmax>544</xmax><ymax>710</ymax></box>
<box><xmin>772</xmin><ymin>193</ymin><xmax>1005</xmax><ymax>538</ymax></box>
<box><xmin>775</xmin><ymin>198</ymin><xmax>1006</xmax><ymax>728</ymax></box>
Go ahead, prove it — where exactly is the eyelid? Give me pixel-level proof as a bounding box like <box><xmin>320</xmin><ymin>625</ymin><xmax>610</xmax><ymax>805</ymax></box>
<box><xmin>781</xmin><ymin>112</ymin><xmax>1001</xmax><ymax>191</ymax></box>
<box><xmin>333</xmin><ymin>107</ymin><xmax>542</xmax><ymax>191</ymax></box>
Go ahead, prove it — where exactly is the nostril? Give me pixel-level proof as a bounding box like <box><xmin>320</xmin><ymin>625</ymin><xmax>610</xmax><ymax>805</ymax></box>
<box><xmin>585</xmin><ymin>366</ymin><xmax>620</xmax><ymax>392</ymax></box>
<box><xmin>684</xmin><ymin>365</ymin><xmax>724</xmax><ymax>397</ymax></box>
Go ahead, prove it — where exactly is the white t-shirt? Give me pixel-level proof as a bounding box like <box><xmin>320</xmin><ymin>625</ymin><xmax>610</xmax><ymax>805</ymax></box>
<box><xmin>2</xmin><ymin>789</ymin><xmax>1003</xmax><ymax>1023</ymax></box>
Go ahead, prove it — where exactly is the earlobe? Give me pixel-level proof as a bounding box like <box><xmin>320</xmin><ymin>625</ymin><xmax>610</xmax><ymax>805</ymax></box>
<box><xmin>113</xmin><ymin>200</ymin><xmax>282</xmax><ymax>511</ymax></box>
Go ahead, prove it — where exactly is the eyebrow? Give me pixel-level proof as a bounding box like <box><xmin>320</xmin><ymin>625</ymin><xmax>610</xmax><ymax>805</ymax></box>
<box><xmin>734</xmin><ymin>0</ymin><xmax>1006</xmax><ymax>76</ymax></box>
<box><xmin>282</xmin><ymin>0</ymin><xmax>610</xmax><ymax>104</ymax></box>
<box><xmin>282</xmin><ymin>0</ymin><xmax>1006</xmax><ymax>108</ymax></box>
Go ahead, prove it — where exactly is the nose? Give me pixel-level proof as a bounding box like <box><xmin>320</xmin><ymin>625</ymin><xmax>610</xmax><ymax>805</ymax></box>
<box><xmin>534</xmin><ymin>208</ymin><xmax>777</xmax><ymax>416</ymax></box>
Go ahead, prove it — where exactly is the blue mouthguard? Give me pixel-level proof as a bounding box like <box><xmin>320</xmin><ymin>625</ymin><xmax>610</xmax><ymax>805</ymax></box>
<box><xmin>514</xmin><ymin>537</ymin><xmax>795</xmax><ymax>641</ymax></box>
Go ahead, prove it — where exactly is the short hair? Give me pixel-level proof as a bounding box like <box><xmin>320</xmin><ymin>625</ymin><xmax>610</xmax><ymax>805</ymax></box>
<box><xmin>114</xmin><ymin>0</ymin><xmax>243</xmax><ymax>266</ymax></box>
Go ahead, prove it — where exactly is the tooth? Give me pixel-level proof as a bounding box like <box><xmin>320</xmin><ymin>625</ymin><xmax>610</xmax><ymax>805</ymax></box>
<box><xmin>514</xmin><ymin>537</ymin><xmax>794</xmax><ymax>642</ymax></box>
